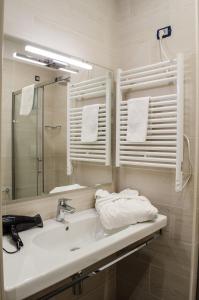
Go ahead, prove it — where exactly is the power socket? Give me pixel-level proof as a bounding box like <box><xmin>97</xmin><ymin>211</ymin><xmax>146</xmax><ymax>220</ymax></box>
<box><xmin>157</xmin><ymin>26</ymin><xmax>172</xmax><ymax>40</ymax></box>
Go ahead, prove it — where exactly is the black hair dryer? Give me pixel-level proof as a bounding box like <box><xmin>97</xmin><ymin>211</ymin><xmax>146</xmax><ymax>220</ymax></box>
<box><xmin>2</xmin><ymin>214</ymin><xmax>43</xmax><ymax>251</ymax></box>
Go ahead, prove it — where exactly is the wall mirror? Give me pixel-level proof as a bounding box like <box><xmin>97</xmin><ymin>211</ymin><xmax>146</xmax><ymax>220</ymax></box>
<box><xmin>2</xmin><ymin>36</ymin><xmax>113</xmax><ymax>203</ymax></box>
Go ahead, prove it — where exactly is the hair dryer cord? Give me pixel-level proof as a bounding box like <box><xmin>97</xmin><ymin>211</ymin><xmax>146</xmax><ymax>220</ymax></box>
<box><xmin>3</xmin><ymin>225</ymin><xmax>24</xmax><ymax>254</ymax></box>
<box><xmin>3</xmin><ymin>247</ymin><xmax>20</xmax><ymax>254</ymax></box>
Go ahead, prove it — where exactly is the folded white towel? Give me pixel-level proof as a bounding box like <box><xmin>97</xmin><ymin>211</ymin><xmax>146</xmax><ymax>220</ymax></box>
<box><xmin>126</xmin><ymin>97</ymin><xmax>149</xmax><ymax>142</ymax></box>
<box><xmin>81</xmin><ymin>104</ymin><xmax>99</xmax><ymax>143</ymax></box>
<box><xmin>95</xmin><ymin>189</ymin><xmax>158</xmax><ymax>230</ymax></box>
<box><xmin>50</xmin><ymin>184</ymin><xmax>86</xmax><ymax>194</ymax></box>
<box><xmin>19</xmin><ymin>84</ymin><xmax>35</xmax><ymax>116</ymax></box>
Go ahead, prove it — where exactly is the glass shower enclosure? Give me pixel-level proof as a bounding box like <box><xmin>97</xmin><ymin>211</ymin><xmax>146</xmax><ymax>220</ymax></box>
<box><xmin>12</xmin><ymin>78</ymin><xmax>68</xmax><ymax>200</ymax></box>
<box><xmin>12</xmin><ymin>86</ymin><xmax>44</xmax><ymax>200</ymax></box>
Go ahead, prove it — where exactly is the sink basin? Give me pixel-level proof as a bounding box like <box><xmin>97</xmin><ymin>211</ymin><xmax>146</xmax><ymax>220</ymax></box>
<box><xmin>33</xmin><ymin>210</ymin><xmax>113</xmax><ymax>252</ymax></box>
<box><xmin>3</xmin><ymin>208</ymin><xmax>167</xmax><ymax>300</ymax></box>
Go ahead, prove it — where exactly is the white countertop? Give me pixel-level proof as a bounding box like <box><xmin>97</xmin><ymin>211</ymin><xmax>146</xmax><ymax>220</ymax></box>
<box><xmin>3</xmin><ymin>209</ymin><xmax>167</xmax><ymax>300</ymax></box>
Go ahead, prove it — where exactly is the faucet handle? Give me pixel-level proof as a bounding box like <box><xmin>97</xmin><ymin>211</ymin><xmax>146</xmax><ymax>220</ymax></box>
<box><xmin>58</xmin><ymin>198</ymin><xmax>72</xmax><ymax>206</ymax></box>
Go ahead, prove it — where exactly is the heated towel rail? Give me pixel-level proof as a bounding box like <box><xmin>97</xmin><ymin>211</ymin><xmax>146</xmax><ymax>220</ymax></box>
<box><xmin>67</xmin><ymin>73</ymin><xmax>112</xmax><ymax>175</ymax></box>
<box><xmin>116</xmin><ymin>54</ymin><xmax>184</xmax><ymax>192</ymax></box>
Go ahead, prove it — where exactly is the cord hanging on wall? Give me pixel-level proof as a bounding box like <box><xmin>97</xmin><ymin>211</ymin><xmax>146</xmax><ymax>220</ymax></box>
<box><xmin>157</xmin><ymin>27</ymin><xmax>192</xmax><ymax>189</ymax></box>
<box><xmin>157</xmin><ymin>26</ymin><xmax>172</xmax><ymax>61</ymax></box>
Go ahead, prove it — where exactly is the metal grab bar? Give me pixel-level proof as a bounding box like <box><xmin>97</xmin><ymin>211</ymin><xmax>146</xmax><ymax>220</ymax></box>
<box><xmin>37</xmin><ymin>230</ymin><xmax>161</xmax><ymax>300</ymax></box>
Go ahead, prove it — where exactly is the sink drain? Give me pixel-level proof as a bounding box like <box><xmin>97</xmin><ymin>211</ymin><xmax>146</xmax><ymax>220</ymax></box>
<box><xmin>70</xmin><ymin>247</ymin><xmax>80</xmax><ymax>252</ymax></box>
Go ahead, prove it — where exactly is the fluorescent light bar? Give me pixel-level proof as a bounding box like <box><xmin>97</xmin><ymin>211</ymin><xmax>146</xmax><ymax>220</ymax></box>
<box><xmin>25</xmin><ymin>45</ymin><xmax>93</xmax><ymax>70</ymax></box>
<box><xmin>53</xmin><ymin>59</ymin><xmax>69</xmax><ymax>66</ymax></box>
<box><xmin>13</xmin><ymin>52</ymin><xmax>47</xmax><ymax>66</ymax></box>
<box><xmin>59</xmin><ymin>67</ymin><xmax>78</xmax><ymax>74</ymax></box>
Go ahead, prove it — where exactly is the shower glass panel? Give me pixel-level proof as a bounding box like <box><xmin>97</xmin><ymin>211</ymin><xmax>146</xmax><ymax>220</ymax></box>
<box><xmin>12</xmin><ymin>79</ymin><xmax>69</xmax><ymax>200</ymax></box>
<box><xmin>43</xmin><ymin>82</ymin><xmax>68</xmax><ymax>193</ymax></box>
<box><xmin>12</xmin><ymin>87</ymin><xmax>43</xmax><ymax>199</ymax></box>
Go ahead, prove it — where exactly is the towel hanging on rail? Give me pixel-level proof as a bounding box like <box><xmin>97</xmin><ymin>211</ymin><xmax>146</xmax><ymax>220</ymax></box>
<box><xmin>116</xmin><ymin>53</ymin><xmax>184</xmax><ymax>192</ymax></box>
<box><xmin>126</xmin><ymin>97</ymin><xmax>149</xmax><ymax>143</ymax></box>
<box><xmin>81</xmin><ymin>104</ymin><xmax>99</xmax><ymax>143</ymax></box>
<box><xmin>19</xmin><ymin>84</ymin><xmax>35</xmax><ymax>116</ymax></box>
<box><xmin>66</xmin><ymin>73</ymin><xmax>112</xmax><ymax>175</ymax></box>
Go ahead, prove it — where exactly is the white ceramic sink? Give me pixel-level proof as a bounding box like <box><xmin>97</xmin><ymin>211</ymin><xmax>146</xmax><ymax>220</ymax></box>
<box><xmin>33</xmin><ymin>210</ymin><xmax>115</xmax><ymax>252</ymax></box>
<box><xmin>3</xmin><ymin>209</ymin><xmax>167</xmax><ymax>300</ymax></box>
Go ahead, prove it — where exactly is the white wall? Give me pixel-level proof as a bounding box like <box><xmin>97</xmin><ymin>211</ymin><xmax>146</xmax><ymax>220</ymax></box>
<box><xmin>115</xmin><ymin>1</ymin><xmax>198</xmax><ymax>299</ymax></box>
<box><xmin>4</xmin><ymin>0</ymin><xmax>116</xmax><ymax>68</ymax></box>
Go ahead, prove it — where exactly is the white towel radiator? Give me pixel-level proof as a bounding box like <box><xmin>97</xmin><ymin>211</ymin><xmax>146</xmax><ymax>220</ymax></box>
<box><xmin>116</xmin><ymin>54</ymin><xmax>184</xmax><ymax>192</ymax></box>
<box><xmin>67</xmin><ymin>73</ymin><xmax>112</xmax><ymax>175</ymax></box>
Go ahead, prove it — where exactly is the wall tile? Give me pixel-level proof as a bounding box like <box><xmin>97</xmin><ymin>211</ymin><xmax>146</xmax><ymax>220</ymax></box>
<box><xmin>149</xmin><ymin>265</ymin><xmax>190</xmax><ymax>300</ymax></box>
<box><xmin>115</xmin><ymin>0</ymin><xmax>197</xmax><ymax>299</ymax></box>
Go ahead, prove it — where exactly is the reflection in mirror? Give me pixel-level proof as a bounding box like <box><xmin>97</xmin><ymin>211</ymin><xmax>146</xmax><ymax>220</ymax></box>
<box><xmin>2</xmin><ymin>36</ymin><xmax>113</xmax><ymax>202</ymax></box>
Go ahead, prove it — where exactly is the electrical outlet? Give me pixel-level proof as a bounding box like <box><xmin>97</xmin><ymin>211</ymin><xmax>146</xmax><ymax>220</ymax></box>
<box><xmin>35</xmin><ymin>75</ymin><xmax>40</xmax><ymax>82</ymax></box>
<box><xmin>157</xmin><ymin>26</ymin><xmax>172</xmax><ymax>40</ymax></box>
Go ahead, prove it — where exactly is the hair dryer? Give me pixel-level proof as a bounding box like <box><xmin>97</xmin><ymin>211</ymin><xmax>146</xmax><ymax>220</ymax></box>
<box><xmin>2</xmin><ymin>214</ymin><xmax>43</xmax><ymax>251</ymax></box>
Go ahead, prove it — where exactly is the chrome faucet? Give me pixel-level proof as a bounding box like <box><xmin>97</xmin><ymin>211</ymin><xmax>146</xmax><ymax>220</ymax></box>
<box><xmin>56</xmin><ymin>198</ymin><xmax>76</xmax><ymax>223</ymax></box>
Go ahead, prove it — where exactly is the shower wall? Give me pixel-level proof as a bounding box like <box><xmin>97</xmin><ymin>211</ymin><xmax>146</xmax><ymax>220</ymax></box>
<box><xmin>12</xmin><ymin>89</ymin><xmax>43</xmax><ymax>199</ymax></box>
<box><xmin>12</xmin><ymin>81</ymin><xmax>68</xmax><ymax>199</ymax></box>
<box><xmin>43</xmin><ymin>83</ymin><xmax>68</xmax><ymax>193</ymax></box>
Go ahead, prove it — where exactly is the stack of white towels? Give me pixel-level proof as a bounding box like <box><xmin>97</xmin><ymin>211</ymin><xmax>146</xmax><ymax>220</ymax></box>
<box><xmin>95</xmin><ymin>189</ymin><xmax>158</xmax><ymax>230</ymax></box>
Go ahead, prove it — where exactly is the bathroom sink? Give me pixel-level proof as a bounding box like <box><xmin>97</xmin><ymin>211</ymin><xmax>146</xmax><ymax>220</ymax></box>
<box><xmin>3</xmin><ymin>209</ymin><xmax>167</xmax><ymax>300</ymax></box>
<box><xmin>33</xmin><ymin>210</ymin><xmax>113</xmax><ymax>252</ymax></box>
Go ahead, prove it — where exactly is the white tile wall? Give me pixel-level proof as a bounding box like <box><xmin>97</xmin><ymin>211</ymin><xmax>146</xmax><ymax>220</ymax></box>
<box><xmin>114</xmin><ymin>1</ymin><xmax>198</xmax><ymax>299</ymax></box>
<box><xmin>4</xmin><ymin>0</ymin><xmax>116</xmax><ymax>68</ymax></box>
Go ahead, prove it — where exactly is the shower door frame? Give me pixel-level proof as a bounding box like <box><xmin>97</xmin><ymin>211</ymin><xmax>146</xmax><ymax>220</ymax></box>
<box><xmin>12</xmin><ymin>78</ymin><xmax>67</xmax><ymax>200</ymax></box>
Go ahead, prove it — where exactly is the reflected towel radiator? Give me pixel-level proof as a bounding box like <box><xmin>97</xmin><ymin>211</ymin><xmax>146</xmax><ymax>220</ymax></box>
<box><xmin>67</xmin><ymin>73</ymin><xmax>112</xmax><ymax>175</ymax></box>
<box><xmin>116</xmin><ymin>54</ymin><xmax>184</xmax><ymax>192</ymax></box>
